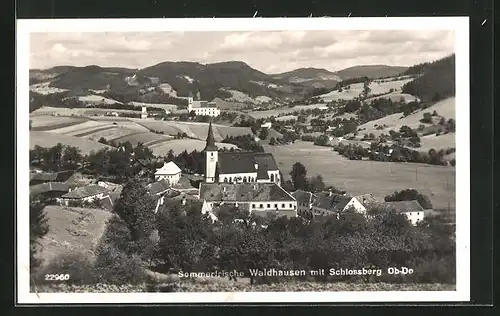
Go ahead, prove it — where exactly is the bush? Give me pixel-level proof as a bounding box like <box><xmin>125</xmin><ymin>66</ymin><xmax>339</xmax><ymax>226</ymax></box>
<box><xmin>36</xmin><ymin>251</ymin><xmax>96</xmax><ymax>285</ymax></box>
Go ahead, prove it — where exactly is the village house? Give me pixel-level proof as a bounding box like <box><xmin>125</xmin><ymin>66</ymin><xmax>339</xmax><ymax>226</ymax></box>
<box><xmin>154</xmin><ymin>161</ymin><xmax>182</xmax><ymax>185</ymax></box>
<box><xmin>203</xmin><ymin>122</ymin><xmax>281</xmax><ymax>185</ymax></box>
<box><xmin>199</xmin><ymin>182</ymin><xmax>297</xmax><ymax>219</ymax></box>
<box><xmin>30</xmin><ymin>182</ymin><xmax>71</xmax><ymax>199</ymax></box>
<box><xmin>292</xmin><ymin>190</ymin><xmax>316</xmax><ymax>218</ymax></box>
<box><xmin>59</xmin><ymin>184</ymin><xmax>110</xmax><ymax>205</ymax></box>
<box><xmin>187</xmin><ymin>94</ymin><xmax>220</xmax><ymax>117</ymax></box>
<box><xmin>29</xmin><ymin>170</ymin><xmax>74</xmax><ymax>185</ymax></box>
<box><xmin>311</xmin><ymin>192</ymin><xmax>367</xmax><ymax>217</ymax></box>
<box><xmin>141</xmin><ymin>106</ymin><xmax>148</xmax><ymax>119</ymax></box>
<box><xmin>375</xmin><ymin>200</ymin><xmax>426</xmax><ymax>225</ymax></box>
<box><xmin>260</xmin><ymin>122</ymin><xmax>272</xmax><ymax>129</ymax></box>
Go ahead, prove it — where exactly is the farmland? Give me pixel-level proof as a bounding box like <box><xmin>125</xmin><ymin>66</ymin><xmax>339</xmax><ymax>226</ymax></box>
<box><xmin>248</xmin><ymin>103</ymin><xmax>329</xmax><ymax>119</ymax></box>
<box><xmin>37</xmin><ymin>206</ymin><xmax>113</xmax><ymax>265</ymax></box>
<box><xmin>319</xmin><ymin>76</ymin><xmax>415</xmax><ymax>102</ymax></box>
<box><xmin>31</xmin><ymin>106</ymin><xmax>138</xmax><ymax>116</ymax></box>
<box><xmin>266</xmin><ymin>141</ymin><xmax>455</xmax><ymax>209</ymax></box>
<box><xmin>30</xmin><ymin>131</ymin><xmax>113</xmax><ymax>155</ymax></box>
<box><xmin>149</xmin><ymin>138</ymin><xmax>238</xmax><ymax>156</ymax></box>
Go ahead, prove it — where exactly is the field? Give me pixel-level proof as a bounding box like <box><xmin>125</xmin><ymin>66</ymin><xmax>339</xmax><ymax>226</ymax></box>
<box><xmin>364</xmin><ymin>92</ymin><xmax>419</xmax><ymax>104</ymax></box>
<box><xmin>31</xmin><ymin>106</ymin><xmax>138</xmax><ymax>116</ymax></box>
<box><xmin>248</xmin><ymin>103</ymin><xmax>329</xmax><ymax>119</ymax></box>
<box><xmin>29</xmin><ymin>82</ymin><xmax>68</xmax><ymax>95</ymax></box>
<box><xmin>30</xmin><ymin>116</ymin><xmax>88</xmax><ymax>131</ymax></box>
<box><xmin>128</xmin><ymin>101</ymin><xmax>178</xmax><ymax>111</ymax></box>
<box><xmin>148</xmin><ymin>139</ymin><xmax>238</xmax><ymax>156</ymax></box>
<box><xmin>319</xmin><ymin>77</ymin><xmax>414</xmax><ymax>102</ymax></box>
<box><xmin>134</xmin><ymin>120</ymin><xmax>252</xmax><ymax>142</ymax></box>
<box><xmin>37</xmin><ymin>206</ymin><xmax>113</xmax><ymax>265</ymax></box>
<box><xmin>30</xmin><ymin>131</ymin><xmax>113</xmax><ymax>154</ymax></box>
<box><xmin>266</xmin><ymin>141</ymin><xmax>455</xmax><ymax>209</ymax></box>
<box><xmin>78</xmin><ymin>95</ymin><xmax>123</xmax><ymax>104</ymax></box>
<box><xmin>112</xmin><ymin>131</ymin><xmax>174</xmax><ymax>147</ymax></box>
<box><xmin>357</xmin><ymin>97</ymin><xmax>456</xmax><ymax>150</ymax></box>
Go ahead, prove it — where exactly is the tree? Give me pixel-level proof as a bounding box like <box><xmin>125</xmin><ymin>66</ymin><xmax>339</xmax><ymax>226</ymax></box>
<box><xmin>30</xmin><ymin>200</ymin><xmax>49</xmax><ymax>272</ymax></box>
<box><xmin>269</xmin><ymin>137</ymin><xmax>276</xmax><ymax>145</ymax></box>
<box><xmin>62</xmin><ymin>146</ymin><xmax>82</xmax><ymax>169</ymax></box>
<box><xmin>309</xmin><ymin>174</ymin><xmax>326</xmax><ymax>192</ymax></box>
<box><xmin>114</xmin><ymin>178</ymin><xmax>157</xmax><ymax>241</ymax></box>
<box><xmin>258</xmin><ymin>128</ymin><xmax>269</xmax><ymax>140</ymax></box>
<box><xmin>98</xmin><ymin>137</ymin><xmax>108</xmax><ymax>145</ymax></box>
<box><xmin>362</xmin><ymin>80</ymin><xmax>372</xmax><ymax>98</ymax></box>
<box><xmin>289</xmin><ymin>162</ymin><xmax>308</xmax><ymax>191</ymax></box>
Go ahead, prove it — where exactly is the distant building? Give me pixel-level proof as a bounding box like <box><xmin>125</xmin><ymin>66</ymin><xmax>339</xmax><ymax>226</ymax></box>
<box><xmin>141</xmin><ymin>106</ymin><xmax>148</xmax><ymax>119</ymax></box>
<box><xmin>30</xmin><ymin>182</ymin><xmax>71</xmax><ymax>199</ymax></box>
<box><xmin>260</xmin><ymin>122</ymin><xmax>272</xmax><ymax>129</ymax></box>
<box><xmin>312</xmin><ymin>192</ymin><xmax>366</xmax><ymax>217</ymax></box>
<box><xmin>292</xmin><ymin>190</ymin><xmax>315</xmax><ymax>218</ymax></box>
<box><xmin>154</xmin><ymin>161</ymin><xmax>182</xmax><ymax>185</ymax></box>
<box><xmin>199</xmin><ymin>182</ymin><xmax>297</xmax><ymax>219</ymax></box>
<box><xmin>29</xmin><ymin>170</ymin><xmax>74</xmax><ymax>185</ymax></box>
<box><xmin>188</xmin><ymin>94</ymin><xmax>220</xmax><ymax>117</ymax></box>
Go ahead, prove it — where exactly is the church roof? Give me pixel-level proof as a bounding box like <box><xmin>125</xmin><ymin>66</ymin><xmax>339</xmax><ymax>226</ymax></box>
<box><xmin>199</xmin><ymin>182</ymin><xmax>295</xmax><ymax>202</ymax></box>
<box><xmin>204</xmin><ymin>121</ymin><xmax>218</xmax><ymax>151</ymax></box>
<box><xmin>217</xmin><ymin>152</ymin><xmax>278</xmax><ymax>174</ymax></box>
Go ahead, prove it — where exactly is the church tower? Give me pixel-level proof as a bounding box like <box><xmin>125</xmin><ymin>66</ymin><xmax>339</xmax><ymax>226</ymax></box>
<box><xmin>204</xmin><ymin>121</ymin><xmax>218</xmax><ymax>183</ymax></box>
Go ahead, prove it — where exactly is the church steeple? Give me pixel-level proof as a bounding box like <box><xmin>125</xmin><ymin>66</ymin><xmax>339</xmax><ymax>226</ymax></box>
<box><xmin>204</xmin><ymin>121</ymin><xmax>218</xmax><ymax>152</ymax></box>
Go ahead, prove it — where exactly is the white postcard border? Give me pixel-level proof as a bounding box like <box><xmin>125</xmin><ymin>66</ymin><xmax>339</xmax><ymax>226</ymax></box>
<box><xmin>16</xmin><ymin>17</ymin><xmax>470</xmax><ymax>304</ymax></box>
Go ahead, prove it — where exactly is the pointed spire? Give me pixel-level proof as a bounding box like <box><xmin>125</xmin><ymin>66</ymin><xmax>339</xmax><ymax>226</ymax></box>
<box><xmin>204</xmin><ymin>120</ymin><xmax>218</xmax><ymax>151</ymax></box>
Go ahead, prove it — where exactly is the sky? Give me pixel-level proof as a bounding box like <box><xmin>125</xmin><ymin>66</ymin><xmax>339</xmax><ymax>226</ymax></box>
<box><xmin>29</xmin><ymin>30</ymin><xmax>455</xmax><ymax>74</ymax></box>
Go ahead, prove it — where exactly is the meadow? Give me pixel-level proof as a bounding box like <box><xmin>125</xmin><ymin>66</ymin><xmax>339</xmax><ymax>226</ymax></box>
<box><xmin>248</xmin><ymin>103</ymin><xmax>328</xmax><ymax>119</ymax></box>
<box><xmin>30</xmin><ymin>131</ymin><xmax>112</xmax><ymax>155</ymax></box>
<box><xmin>37</xmin><ymin>206</ymin><xmax>113</xmax><ymax>264</ymax></box>
<box><xmin>319</xmin><ymin>77</ymin><xmax>414</xmax><ymax>102</ymax></box>
<box><xmin>149</xmin><ymin>138</ymin><xmax>238</xmax><ymax>156</ymax></box>
<box><xmin>266</xmin><ymin>141</ymin><xmax>456</xmax><ymax>209</ymax></box>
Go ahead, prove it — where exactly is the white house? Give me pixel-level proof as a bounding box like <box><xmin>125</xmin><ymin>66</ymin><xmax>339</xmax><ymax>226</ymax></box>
<box><xmin>154</xmin><ymin>161</ymin><xmax>182</xmax><ymax>185</ymax></box>
<box><xmin>379</xmin><ymin>200</ymin><xmax>426</xmax><ymax>225</ymax></box>
<box><xmin>188</xmin><ymin>96</ymin><xmax>220</xmax><ymax>117</ymax></box>
<box><xmin>203</xmin><ymin>122</ymin><xmax>281</xmax><ymax>186</ymax></box>
<box><xmin>311</xmin><ymin>192</ymin><xmax>366</xmax><ymax>217</ymax></box>
<box><xmin>59</xmin><ymin>185</ymin><xmax>110</xmax><ymax>205</ymax></box>
<box><xmin>199</xmin><ymin>182</ymin><xmax>297</xmax><ymax>219</ymax></box>
<box><xmin>260</xmin><ymin>122</ymin><xmax>272</xmax><ymax>129</ymax></box>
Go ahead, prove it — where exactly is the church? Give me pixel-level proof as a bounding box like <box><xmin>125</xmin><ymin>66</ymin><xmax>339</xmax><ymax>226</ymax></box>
<box><xmin>203</xmin><ymin>122</ymin><xmax>281</xmax><ymax>186</ymax></box>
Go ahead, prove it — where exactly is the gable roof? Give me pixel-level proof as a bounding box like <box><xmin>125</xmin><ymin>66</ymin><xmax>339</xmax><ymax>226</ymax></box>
<box><xmin>292</xmin><ymin>190</ymin><xmax>314</xmax><ymax>204</ymax></box>
<box><xmin>379</xmin><ymin>200</ymin><xmax>425</xmax><ymax>213</ymax></box>
<box><xmin>147</xmin><ymin>179</ymin><xmax>170</xmax><ymax>195</ymax></box>
<box><xmin>191</xmin><ymin>100</ymin><xmax>217</xmax><ymax>109</ymax></box>
<box><xmin>199</xmin><ymin>182</ymin><xmax>295</xmax><ymax>203</ymax></box>
<box><xmin>61</xmin><ymin>185</ymin><xmax>109</xmax><ymax>199</ymax></box>
<box><xmin>354</xmin><ymin>193</ymin><xmax>382</xmax><ymax>206</ymax></box>
<box><xmin>313</xmin><ymin>193</ymin><xmax>353</xmax><ymax>212</ymax></box>
<box><xmin>155</xmin><ymin>161</ymin><xmax>182</xmax><ymax>175</ymax></box>
<box><xmin>30</xmin><ymin>170</ymin><xmax>75</xmax><ymax>182</ymax></box>
<box><xmin>30</xmin><ymin>182</ymin><xmax>71</xmax><ymax>196</ymax></box>
<box><xmin>217</xmin><ymin>152</ymin><xmax>278</xmax><ymax>174</ymax></box>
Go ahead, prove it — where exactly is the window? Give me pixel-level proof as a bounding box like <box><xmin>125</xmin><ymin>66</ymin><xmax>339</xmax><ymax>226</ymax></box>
<box><xmin>281</xmin><ymin>203</ymin><xmax>285</xmax><ymax>208</ymax></box>
<box><xmin>267</xmin><ymin>204</ymin><xmax>270</xmax><ymax>208</ymax></box>
<box><xmin>224</xmin><ymin>177</ymin><xmax>227</xmax><ymax>182</ymax></box>
<box><xmin>252</xmin><ymin>204</ymin><xmax>255</xmax><ymax>208</ymax></box>
<box><xmin>243</xmin><ymin>176</ymin><xmax>247</xmax><ymax>182</ymax></box>
<box><xmin>260</xmin><ymin>204</ymin><xmax>263</xmax><ymax>208</ymax></box>
<box><xmin>289</xmin><ymin>204</ymin><xmax>292</xmax><ymax>208</ymax></box>
<box><xmin>274</xmin><ymin>204</ymin><xmax>278</xmax><ymax>208</ymax></box>
<box><xmin>211</xmin><ymin>152</ymin><xmax>213</xmax><ymax>157</ymax></box>
<box><xmin>270</xmin><ymin>174</ymin><xmax>274</xmax><ymax>182</ymax></box>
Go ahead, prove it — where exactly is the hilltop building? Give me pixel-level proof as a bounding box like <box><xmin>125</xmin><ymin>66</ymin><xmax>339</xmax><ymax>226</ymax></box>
<box><xmin>187</xmin><ymin>93</ymin><xmax>220</xmax><ymax>117</ymax></box>
<box><xmin>203</xmin><ymin>122</ymin><xmax>281</xmax><ymax>186</ymax></box>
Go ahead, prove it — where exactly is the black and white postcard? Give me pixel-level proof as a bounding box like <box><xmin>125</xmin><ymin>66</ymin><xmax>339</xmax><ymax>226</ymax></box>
<box><xmin>16</xmin><ymin>17</ymin><xmax>470</xmax><ymax>304</ymax></box>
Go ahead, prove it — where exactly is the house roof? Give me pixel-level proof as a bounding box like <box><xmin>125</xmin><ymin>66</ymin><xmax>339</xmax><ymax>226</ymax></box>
<box><xmin>98</xmin><ymin>195</ymin><xmax>114</xmax><ymax>210</ymax></box>
<box><xmin>61</xmin><ymin>185</ymin><xmax>109</xmax><ymax>199</ymax></box>
<box><xmin>30</xmin><ymin>182</ymin><xmax>71</xmax><ymax>196</ymax></box>
<box><xmin>191</xmin><ymin>101</ymin><xmax>217</xmax><ymax>109</ymax></box>
<box><xmin>147</xmin><ymin>179</ymin><xmax>170</xmax><ymax>195</ymax></box>
<box><xmin>256</xmin><ymin>168</ymin><xmax>269</xmax><ymax>180</ymax></box>
<box><xmin>292</xmin><ymin>190</ymin><xmax>313</xmax><ymax>204</ymax></box>
<box><xmin>313</xmin><ymin>193</ymin><xmax>352</xmax><ymax>212</ymax></box>
<box><xmin>217</xmin><ymin>152</ymin><xmax>278</xmax><ymax>174</ymax></box>
<box><xmin>30</xmin><ymin>170</ymin><xmax>75</xmax><ymax>182</ymax></box>
<box><xmin>354</xmin><ymin>193</ymin><xmax>382</xmax><ymax>206</ymax></box>
<box><xmin>378</xmin><ymin>200</ymin><xmax>425</xmax><ymax>213</ymax></box>
<box><xmin>155</xmin><ymin>161</ymin><xmax>182</xmax><ymax>175</ymax></box>
<box><xmin>199</xmin><ymin>182</ymin><xmax>295</xmax><ymax>203</ymax></box>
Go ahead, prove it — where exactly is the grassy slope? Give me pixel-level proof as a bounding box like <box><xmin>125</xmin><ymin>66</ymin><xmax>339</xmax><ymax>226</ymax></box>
<box><xmin>30</xmin><ymin>131</ymin><xmax>113</xmax><ymax>154</ymax></box>
<box><xmin>38</xmin><ymin>206</ymin><xmax>113</xmax><ymax>265</ymax></box>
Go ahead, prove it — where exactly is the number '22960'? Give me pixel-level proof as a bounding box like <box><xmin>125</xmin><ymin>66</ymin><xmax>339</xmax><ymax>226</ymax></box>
<box><xmin>44</xmin><ymin>274</ymin><xmax>70</xmax><ymax>281</ymax></box>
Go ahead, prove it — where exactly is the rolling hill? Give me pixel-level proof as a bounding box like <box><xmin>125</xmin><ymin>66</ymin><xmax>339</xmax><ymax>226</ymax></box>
<box><xmin>334</xmin><ymin>65</ymin><xmax>408</xmax><ymax>80</ymax></box>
